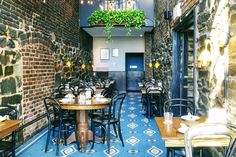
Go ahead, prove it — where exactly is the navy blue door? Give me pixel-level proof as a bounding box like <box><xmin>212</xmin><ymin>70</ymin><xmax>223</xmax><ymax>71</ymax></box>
<box><xmin>126</xmin><ymin>53</ymin><xmax>144</xmax><ymax>91</ymax></box>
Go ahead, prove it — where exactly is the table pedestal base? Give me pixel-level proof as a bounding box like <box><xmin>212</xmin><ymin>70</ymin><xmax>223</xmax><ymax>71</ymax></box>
<box><xmin>76</xmin><ymin>110</ymin><xmax>93</xmax><ymax>152</ymax></box>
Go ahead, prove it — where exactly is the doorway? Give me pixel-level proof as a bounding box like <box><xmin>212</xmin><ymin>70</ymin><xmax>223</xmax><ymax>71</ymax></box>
<box><xmin>126</xmin><ymin>53</ymin><xmax>144</xmax><ymax>92</ymax></box>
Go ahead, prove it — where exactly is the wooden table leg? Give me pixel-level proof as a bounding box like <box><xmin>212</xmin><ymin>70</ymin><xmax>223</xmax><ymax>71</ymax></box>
<box><xmin>76</xmin><ymin>110</ymin><xmax>91</xmax><ymax>152</ymax></box>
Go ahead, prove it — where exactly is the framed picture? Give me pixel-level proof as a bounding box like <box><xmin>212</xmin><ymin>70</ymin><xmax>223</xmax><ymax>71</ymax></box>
<box><xmin>112</xmin><ymin>48</ymin><xmax>119</xmax><ymax>57</ymax></box>
<box><xmin>100</xmin><ymin>48</ymin><xmax>110</xmax><ymax>60</ymax></box>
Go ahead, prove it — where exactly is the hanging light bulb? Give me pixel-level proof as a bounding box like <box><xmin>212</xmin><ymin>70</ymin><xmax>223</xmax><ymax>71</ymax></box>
<box><xmin>80</xmin><ymin>0</ymin><xmax>84</xmax><ymax>4</ymax></box>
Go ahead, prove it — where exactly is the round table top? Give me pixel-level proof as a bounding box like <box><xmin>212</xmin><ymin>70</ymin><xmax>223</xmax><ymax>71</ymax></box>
<box><xmin>59</xmin><ymin>97</ymin><xmax>110</xmax><ymax>110</ymax></box>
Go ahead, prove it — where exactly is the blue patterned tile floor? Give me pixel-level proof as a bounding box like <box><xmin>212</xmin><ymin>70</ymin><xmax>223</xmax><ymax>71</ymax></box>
<box><xmin>17</xmin><ymin>93</ymin><xmax>167</xmax><ymax>157</ymax></box>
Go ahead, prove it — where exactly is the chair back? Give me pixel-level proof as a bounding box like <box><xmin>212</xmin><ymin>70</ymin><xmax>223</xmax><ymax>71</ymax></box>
<box><xmin>185</xmin><ymin>123</ymin><xmax>236</xmax><ymax>157</ymax></box>
<box><xmin>109</xmin><ymin>93</ymin><xmax>126</xmax><ymax>121</ymax></box>
<box><xmin>44</xmin><ymin>97</ymin><xmax>62</xmax><ymax>122</ymax></box>
<box><xmin>164</xmin><ymin>98</ymin><xmax>195</xmax><ymax>116</ymax></box>
<box><xmin>0</xmin><ymin>104</ymin><xmax>19</xmax><ymax>120</ymax></box>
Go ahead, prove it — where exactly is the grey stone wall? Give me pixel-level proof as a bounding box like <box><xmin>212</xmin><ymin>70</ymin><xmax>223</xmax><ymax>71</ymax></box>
<box><xmin>152</xmin><ymin>0</ymin><xmax>173</xmax><ymax>96</ymax></box>
<box><xmin>227</xmin><ymin>0</ymin><xmax>236</xmax><ymax>124</ymax></box>
<box><xmin>153</xmin><ymin>0</ymin><xmax>235</xmax><ymax>121</ymax></box>
<box><xmin>0</xmin><ymin>0</ymin><xmax>93</xmax><ymax>142</ymax></box>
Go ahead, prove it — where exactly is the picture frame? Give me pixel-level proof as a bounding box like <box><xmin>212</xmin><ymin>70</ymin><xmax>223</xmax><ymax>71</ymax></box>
<box><xmin>100</xmin><ymin>48</ymin><xmax>110</xmax><ymax>60</ymax></box>
<box><xmin>112</xmin><ymin>48</ymin><xmax>119</xmax><ymax>57</ymax></box>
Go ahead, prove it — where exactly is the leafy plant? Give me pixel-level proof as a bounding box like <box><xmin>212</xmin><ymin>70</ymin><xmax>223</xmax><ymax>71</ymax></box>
<box><xmin>88</xmin><ymin>9</ymin><xmax>145</xmax><ymax>40</ymax></box>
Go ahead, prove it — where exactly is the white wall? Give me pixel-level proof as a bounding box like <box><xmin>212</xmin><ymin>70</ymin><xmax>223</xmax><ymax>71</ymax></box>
<box><xmin>93</xmin><ymin>37</ymin><xmax>145</xmax><ymax>71</ymax></box>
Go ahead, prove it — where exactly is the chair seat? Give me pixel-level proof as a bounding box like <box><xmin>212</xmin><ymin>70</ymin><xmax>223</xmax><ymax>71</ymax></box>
<box><xmin>92</xmin><ymin>117</ymin><xmax>119</xmax><ymax>125</ymax></box>
<box><xmin>89</xmin><ymin>111</ymin><xmax>113</xmax><ymax>118</ymax></box>
<box><xmin>0</xmin><ymin>141</ymin><xmax>13</xmax><ymax>152</ymax></box>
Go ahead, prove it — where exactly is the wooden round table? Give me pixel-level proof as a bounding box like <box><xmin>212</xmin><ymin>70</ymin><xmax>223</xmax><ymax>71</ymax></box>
<box><xmin>59</xmin><ymin>97</ymin><xmax>110</xmax><ymax>152</ymax></box>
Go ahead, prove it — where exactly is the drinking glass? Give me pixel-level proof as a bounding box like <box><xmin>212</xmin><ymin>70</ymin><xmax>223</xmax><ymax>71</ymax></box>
<box><xmin>164</xmin><ymin>112</ymin><xmax>173</xmax><ymax>124</ymax></box>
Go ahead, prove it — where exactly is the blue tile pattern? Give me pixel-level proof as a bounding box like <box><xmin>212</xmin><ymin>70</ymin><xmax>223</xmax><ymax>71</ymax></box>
<box><xmin>17</xmin><ymin>93</ymin><xmax>167</xmax><ymax>157</ymax></box>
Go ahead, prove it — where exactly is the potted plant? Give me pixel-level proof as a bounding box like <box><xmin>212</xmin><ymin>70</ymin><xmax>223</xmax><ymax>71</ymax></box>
<box><xmin>88</xmin><ymin>9</ymin><xmax>145</xmax><ymax>40</ymax></box>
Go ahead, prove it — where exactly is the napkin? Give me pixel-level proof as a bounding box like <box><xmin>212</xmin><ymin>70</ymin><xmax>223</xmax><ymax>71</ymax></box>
<box><xmin>0</xmin><ymin>115</ymin><xmax>7</xmax><ymax>122</ymax></box>
<box><xmin>65</xmin><ymin>94</ymin><xmax>75</xmax><ymax>98</ymax></box>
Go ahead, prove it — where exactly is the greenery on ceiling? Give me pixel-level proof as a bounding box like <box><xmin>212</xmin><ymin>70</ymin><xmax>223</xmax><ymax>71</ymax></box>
<box><xmin>88</xmin><ymin>9</ymin><xmax>145</xmax><ymax>40</ymax></box>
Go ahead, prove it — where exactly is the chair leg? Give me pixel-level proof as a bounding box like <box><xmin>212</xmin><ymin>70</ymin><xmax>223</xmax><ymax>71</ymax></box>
<box><xmin>117</xmin><ymin>123</ymin><xmax>124</xmax><ymax>147</ymax></box>
<box><xmin>45</xmin><ymin>124</ymin><xmax>51</xmax><ymax>152</ymax></box>
<box><xmin>56</xmin><ymin>123</ymin><xmax>62</xmax><ymax>157</ymax></box>
<box><xmin>91</xmin><ymin>122</ymin><xmax>95</xmax><ymax>149</ymax></box>
<box><xmin>107</xmin><ymin>125</ymin><xmax>110</xmax><ymax>154</ymax></box>
<box><xmin>113</xmin><ymin>124</ymin><xmax>118</xmax><ymax>137</ymax></box>
<box><xmin>102</xmin><ymin>125</ymin><xmax>106</xmax><ymax>144</ymax></box>
<box><xmin>52</xmin><ymin>126</ymin><xmax>55</xmax><ymax>137</ymax></box>
<box><xmin>64</xmin><ymin>125</ymin><xmax>67</xmax><ymax>145</ymax></box>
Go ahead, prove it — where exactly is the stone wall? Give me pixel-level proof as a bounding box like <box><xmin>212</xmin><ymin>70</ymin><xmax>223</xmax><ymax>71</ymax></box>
<box><xmin>152</xmin><ymin>0</ymin><xmax>173</xmax><ymax>96</ymax></box>
<box><xmin>144</xmin><ymin>32</ymin><xmax>153</xmax><ymax>80</ymax></box>
<box><xmin>0</xmin><ymin>0</ymin><xmax>93</xmax><ymax>141</ymax></box>
<box><xmin>153</xmin><ymin>0</ymin><xmax>236</xmax><ymax>120</ymax></box>
<box><xmin>227</xmin><ymin>0</ymin><xmax>236</xmax><ymax>124</ymax></box>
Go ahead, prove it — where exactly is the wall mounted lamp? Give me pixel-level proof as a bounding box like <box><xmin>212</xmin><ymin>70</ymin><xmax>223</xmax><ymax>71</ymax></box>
<box><xmin>81</xmin><ymin>63</ymin><xmax>86</xmax><ymax>69</ymax></box>
<box><xmin>148</xmin><ymin>62</ymin><xmax>153</xmax><ymax>68</ymax></box>
<box><xmin>66</xmin><ymin>60</ymin><xmax>72</xmax><ymax>68</ymax></box>
<box><xmin>154</xmin><ymin>62</ymin><xmax>160</xmax><ymax>69</ymax></box>
<box><xmin>198</xmin><ymin>40</ymin><xmax>212</xmax><ymax>67</ymax></box>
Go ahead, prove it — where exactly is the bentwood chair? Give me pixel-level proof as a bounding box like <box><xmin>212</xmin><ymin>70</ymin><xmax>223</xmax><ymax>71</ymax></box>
<box><xmin>185</xmin><ymin>123</ymin><xmax>236</xmax><ymax>157</ymax></box>
<box><xmin>0</xmin><ymin>104</ymin><xmax>19</xmax><ymax>157</ymax></box>
<box><xmin>146</xmin><ymin>86</ymin><xmax>162</xmax><ymax>118</ymax></box>
<box><xmin>164</xmin><ymin>98</ymin><xmax>195</xmax><ymax>117</ymax></box>
<box><xmin>164</xmin><ymin>98</ymin><xmax>195</xmax><ymax>157</ymax></box>
<box><xmin>44</xmin><ymin>97</ymin><xmax>80</xmax><ymax>157</ymax></box>
<box><xmin>91</xmin><ymin>93</ymin><xmax>126</xmax><ymax>154</ymax></box>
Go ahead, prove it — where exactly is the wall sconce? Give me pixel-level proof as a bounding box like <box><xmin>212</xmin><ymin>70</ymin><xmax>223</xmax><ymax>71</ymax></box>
<box><xmin>198</xmin><ymin>40</ymin><xmax>212</xmax><ymax>67</ymax></box>
<box><xmin>148</xmin><ymin>62</ymin><xmax>153</xmax><ymax>68</ymax></box>
<box><xmin>154</xmin><ymin>62</ymin><xmax>160</xmax><ymax>69</ymax></box>
<box><xmin>81</xmin><ymin>63</ymin><xmax>86</xmax><ymax>69</ymax></box>
<box><xmin>66</xmin><ymin>60</ymin><xmax>72</xmax><ymax>68</ymax></box>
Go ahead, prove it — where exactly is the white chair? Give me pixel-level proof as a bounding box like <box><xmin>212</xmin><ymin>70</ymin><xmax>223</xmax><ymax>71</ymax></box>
<box><xmin>185</xmin><ymin>123</ymin><xmax>236</xmax><ymax>157</ymax></box>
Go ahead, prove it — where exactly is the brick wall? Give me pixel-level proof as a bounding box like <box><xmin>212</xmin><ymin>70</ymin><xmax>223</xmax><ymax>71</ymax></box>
<box><xmin>0</xmin><ymin>0</ymin><xmax>91</xmax><ymax>141</ymax></box>
<box><xmin>20</xmin><ymin>34</ymin><xmax>55</xmax><ymax>138</ymax></box>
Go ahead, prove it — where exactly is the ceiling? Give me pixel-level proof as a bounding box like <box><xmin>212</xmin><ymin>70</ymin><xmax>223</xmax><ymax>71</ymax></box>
<box><xmin>82</xmin><ymin>26</ymin><xmax>153</xmax><ymax>37</ymax></box>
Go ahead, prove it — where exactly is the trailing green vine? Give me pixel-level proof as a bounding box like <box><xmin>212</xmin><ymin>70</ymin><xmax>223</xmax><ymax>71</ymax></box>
<box><xmin>88</xmin><ymin>9</ymin><xmax>145</xmax><ymax>40</ymax></box>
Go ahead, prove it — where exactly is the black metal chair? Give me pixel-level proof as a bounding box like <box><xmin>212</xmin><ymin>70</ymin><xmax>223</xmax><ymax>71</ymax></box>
<box><xmin>44</xmin><ymin>97</ymin><xmax>80</xmax><ymax>157</ymax></box>
<box><xmin>0</xmin><ymin>104</ymin><xmax>19</xmax><ymax>157</ymax></box>
<box><xmin>164</xmin><ymin>98</ymin><xmax>195</xmax><ymax>157</ymax></box>
<box><xmin>91</xmin><ymin>93</ymin><xmax>126</xmax><ymax>154</ymax></box>
<box><xmin>146</xmin><ymin>86</ymin><xmax>162</xmax><ymax>118</ymax></box>
<box><xmin>164</xmin><ymin>98</ymin><xmax>195</xmax><ymax>117</ymax></box>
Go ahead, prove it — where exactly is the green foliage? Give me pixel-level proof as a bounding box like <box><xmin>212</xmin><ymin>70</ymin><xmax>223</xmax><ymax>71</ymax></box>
<box><xmin>88</xmin><ymin>10</ymin><xmax>145</xmax><ymax>40</ymax></box>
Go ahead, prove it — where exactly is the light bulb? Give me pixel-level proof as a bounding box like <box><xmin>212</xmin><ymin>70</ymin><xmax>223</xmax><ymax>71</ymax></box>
<box><xmin>82</xmin><ymin>64</ymin><xmax>86</xmax><ymax>69</ymax></box>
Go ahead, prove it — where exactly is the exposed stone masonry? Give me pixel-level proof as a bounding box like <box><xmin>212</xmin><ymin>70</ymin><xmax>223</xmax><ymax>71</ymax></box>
<box><xmin>0</xmin><ymin>0</ymin><xmax>93</xmax><ymax>142</ymax></box>
<box><xmin>153</xmin><ymin>0</ymin><xmax>173</xmax><ymax>97</ymax></box>
<box><xmin>154</xmin><ymin>0</ymin><xmax>236</xmax><ymax>122</ymax></box>
<box><xmin>227</xmin><ymin>0</ymin><xmax>236</xmax><ymax>124</ymax></box>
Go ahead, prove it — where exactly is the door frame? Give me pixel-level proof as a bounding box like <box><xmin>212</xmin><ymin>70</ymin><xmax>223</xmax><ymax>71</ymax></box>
<box><xmin>125</xmin><ymin>52</ymin><xmax>144</xmax><ymax>91</ymax></box>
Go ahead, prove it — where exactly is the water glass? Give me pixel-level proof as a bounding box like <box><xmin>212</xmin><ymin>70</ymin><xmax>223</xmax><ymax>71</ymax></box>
<box><xmin>164</xmin><ymin>112</ymin><xmax>173</xmax><ymax>124</ymax></box>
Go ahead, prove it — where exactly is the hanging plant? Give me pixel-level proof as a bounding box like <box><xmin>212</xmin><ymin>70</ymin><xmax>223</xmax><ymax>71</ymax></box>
<box><xmin>88</xmin><ymin>9</ymin><xmax>145</xmax><ymax>40</ymax></box>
